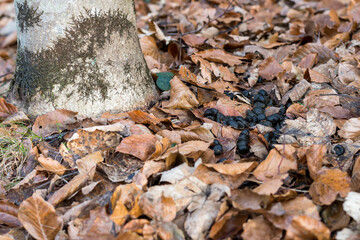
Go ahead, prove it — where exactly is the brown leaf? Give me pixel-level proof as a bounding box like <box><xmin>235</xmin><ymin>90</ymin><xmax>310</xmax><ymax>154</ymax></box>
<box><xmin>0</xmin><ymin>98</ymin><xmax>17</xmax><ymax>119</ymax></box>
<box><xmin>18</xmin><ymin>193</ymin><xmax>63</xmax><ymax>240</ymax></box>
<box><xmin>307</xmin><ymin>69</ymin><xmax>331</xmax><ymax>83</ymax></box>
<box><xmin>338</xmin><ymin>117</ymin><xmax>360</xmax><ymax>139</ymax></box>
<box><xmin>292</xmin><ymin>42</ymin><xmax>337</xmax><ymax>65</ymax></box>
<box><xmin>258</xmin><ymin>57</ymin><xmax>283</xmax><ymax>80</ymax></box>
<box><xmin>309</xmin><ymin>168</ymin><xmax>351</xmax><ymax>205</ymax></box>
<box><xmin>140</xmin><ymin>36</ymin><xmax>160</xmax><ymax>61</ymax></box>
<box><xmin>67</xmin><ymin>125</ymin><xmax>122</xmax><ymax>158</ymax></box>
<box><xmin>298</xmin><ymin>52</ymin><xmax>317</xmax><ymax>68</ymax></box>
<box><xmin>241</xmin><ymin>215</ymin><xmax>282</xmax><ymax>240</ymax></box>
<box><xmin>116</xmin><ymin>134</ymin><xmax>157</xmax><ymax>161</ymax></box>
<box><xmin>306</xmin><ymin>145</ymin><xmax>326</xmax><ymax>179</ymax></box>
<box><xmin>303</xmin><ymin>89</ymin><xmax>339</xmax><ymax>108</ymax></box>
<box><xmin>194</xmin><ymin>49</ymin><xmax>243</xmax><ymax>66</ymax></box>
<box><xmin>182</xmin><ymin>34</ymin><xmax>206</xmax><ymax>47</ymax></box>
<box><xmin>0</xmin><ymin>200</ymin><xmax>22</xmax><ymax>227</ymax></box>
<box><xmin>162</xmin><ymin>76</ymin><xmax>199</xmax><ymax>109</ymax></box>
<box><xmin>155</xmin><ymin>140</ymin><xmax>210</xmax><ymax>160</ymax></box>
<box><xmin>128</xmin><ymin>110</ymin><xmax>162</xmax><ymax>125</ymax></box>
<box><xmin>37</xmin><ymin>155</ymin><xmax>67</xmax><ymax>176</ymax></box>
<box><xmin>140</xmin><ymin>195</ymin><xmax>176</xmax><ymax>222</ymax></box>
<box><xmin>253</xmin><ymin>147</ymin><xmax>297</xmax><ymax>181</ymax></box>
<box><xmin>286</xmin><ymin>103</ymin><xmax>308</xmax><ymax>119</ymax></box>
<box><xmin>48</xmin><ymin>173</ymin><xmax>89</xmax><ymax>206</ymax></box>
<box><xmin>32</xmin><ymin>109</ymin><xmax>77</xmax><ymax>137</ymax></box>
<box><xmin>318</xmin><ymin>106</ymin><xmax>352</xmax><ymax>119</ymax></box>
<box><xmin>76</xmin><ymin>151</ymin><xmax>104</xmax><ymax>179</ymax></box>
<box><xmin>204</xmin><ymin>162</ymin><xmax>258</xmax><ymax>176</ymax></box>
<box><xmin>231</xmin><ymin>189</ymin><xmax>271</xmax><ymax>213</ymax></box>
<box><xmin>285</xmin><ymin>215</ymin><xmax>330</xmax><ymax>240</ymax></box>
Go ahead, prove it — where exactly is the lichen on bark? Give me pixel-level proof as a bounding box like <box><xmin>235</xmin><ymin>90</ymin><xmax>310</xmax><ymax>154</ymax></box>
<box><xmin>16</xmin><ymin>0</ymin><xmax>43</xmax><ymax>32</ymax></box>
<box><xmin>12</xmin><ymin>8</ymin><xmax>135</xmax><ymax>104</ymax></box>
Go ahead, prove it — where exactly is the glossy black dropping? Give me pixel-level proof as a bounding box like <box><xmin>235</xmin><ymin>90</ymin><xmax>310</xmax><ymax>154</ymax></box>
<box><xmin>235</xmin><ymin>116</ymin><xmax>248</xmax><ymax>125</ymax></box>
<box><xmin>258</xmin><ymin>89</ymin><xmax>268</xmax><ymax>96</ymax></box>
<box><xmin>256</xmin><ymin>113</ymin><xmax>266</xmax><ymax>122</ymax></box>
<box><xmin>213</xmin><ymin>139</ymin><xmax>220</xmax><ymax>145</ymax></box>
<box><xmin>237</xmin><ymin>134</ymin><xmax>249</xmax><ymax>143</ymax></box>
<box><xmin>245</xmin><ymin>115</ymin><xmax>253</xmax><ymax>122</ymax></box>
<box><xmin>267</xmin><ymin>114</ymin><xmax>281</xmax><ymax>123</ymax></box>
<box><xmin>257</xmin><ymin>76</ymin><xmax>264</xmax><ymax>83</ymax></box>
<box><xmin>253</xmin><ymin>94</ymin><xmax>266</xmax><ymax>104</ymax></box>
<box><xmin>237</xmin><ymin>142</ymin><xmax>249</xmax><ymax>154</ymax></box>
<box><xmin>254</xmin><ymin>102</ymin><xmax>266</xmax><ymax>108</ymax></box>
<box><xmin>204</xmin><ymin>108</ymin><xmax>219</xmax><ymax>117</ymax></box>
<box><xmin>207</xmin><ymin>116</ymin><xmax>215</xmax><ymax>121</ymax></box>
<box><xmin>263</xmin><ymin>132</ymin><xmax>273</xmax><ymax>141</ymax></box>
<box><xmin>216</xmin><ymin>112</ymin><xmax>225</xmax><ymax>123</ymax></box>
<box><xmin>333</xmin><ymin>145</ymin><xmax>345</xmax><ymax>156</ymax></box>
<box><xmin>260</xmin><ymin>121</ymin><xmax>273</xmax><ymax>127</ymax></box>
<box><xmin>213</xmin><ymin>144</ymin><xmax>223</xmax><ymax>155</ymax></box>
<box><xmin>246</xmin><ymin>110</ymin><xmax>256</xmax><ymax>118</ymax></box>
<box><xmin>240</xmin><ymin>129</ymin><xmax>250</xmax><ymax>136</ymax></box>
<box><xmin>242</xmin><ymin>89</ymin><xmax>251</xmax><ymax>98</ymax></box>
<box><xmin>253</xmin><ymin>107</ymin><xmax>264</xmax><ymax>115</ymax></box>
<box><xmin>228</xmin><ymin>120</ymin><xmax>239</xmax><ymax>129</ymax></box>
<box><xmin>217</xmin><ymin>158</ymin><xmax>227</xmax><ymax>163</ymax></box>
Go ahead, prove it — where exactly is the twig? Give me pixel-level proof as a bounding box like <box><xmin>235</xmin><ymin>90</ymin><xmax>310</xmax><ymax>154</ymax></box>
<box><xmin>0</xmin><ymin>71</ymin><xmax>13</xmax><ymax>80</ymax></box>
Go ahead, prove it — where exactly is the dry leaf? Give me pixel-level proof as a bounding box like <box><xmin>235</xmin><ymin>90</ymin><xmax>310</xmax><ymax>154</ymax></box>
<box><xmin>18</xmin><ymin>193</ymin><xmax>63</xmax><ymax>240</ymax></box>
<box><xmin>309</xmin><ymin>168</ymin><xmax>351</xmax><ymax>205</ymax></box>
<box><xmin>32</xmin><ymin>109</ymin><xmax>77</xmax><ymax>137</ymax></box>
<box><xmin>343</xmin><ymin>192</ymin><xmax>360</xmax><ymax>223</ymax></box>
<box><xmin>140</xmin><ymin>36</ymin><xmax>160</xmax><ymax>61</ymax></box>
<box><xmin>194</xmin><ymin>49</ymin><xmax>243</xmax><ymax>66</ymax></box>
<box><xmin>140</xmin><ymin>195</ymin><xmax>176</xmax><ymax>222</ymax></box>
<box><xmin>338</xmin><ymin>117</ymin><xmax>360</xmax><ymax>139</ymax></box>
<box><xmin>204</xmin><ymin>162</ymin><xmax>258</xmax><ymax>176</ymax></box>
<box><xmin>48</xmin><ymin>173</ymin><xmax>89</xmax><ymax>206</ymax></box>
<box><xmin>258</xmin><ymin>57</ymin><xmax>283</xmax><ymax>80</ymax></box>
<box><xmin>253</xmin><ymin>147</ymin><xmax>297</xmax><ymax>181</ymax></box>
<box><xmin>37</xmin><ymin>155</ymin><xmax>67</xmax><ymax>176</ymax></box>
<box><xmin>286</xmin><ymin>215</ymin><xmax>330</xmax><ymax>240</ymax></box>
<box><xmin>0</xmin><ymin>200</ymin><xmax>22</xmax><ymax>227</ymax></box>
<box><xmin>116</xmin><ymin>134</ymin><xmax>157</xmax><ymax>161</ymax></box>
<box><xmin>0</xmin><ymin>97</ymin><xmax>17</xmax><ymax>119</ymax></box>
<box><xmin>241</xmin><ymin>215</ymin><xmax>282</xmax><ymax>240</ymax></box>
<box><xmin>163</xmin><ymin>76</ymin><xmax>199</xmax><ymax>109</ymax></box>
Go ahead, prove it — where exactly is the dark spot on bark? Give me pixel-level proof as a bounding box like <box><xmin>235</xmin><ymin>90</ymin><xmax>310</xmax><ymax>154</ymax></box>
<box><xmin>12</xmin><ymin>8</ymin><xmax>135</xmax><ymax>104</ymax></box>
<box><xmin>16</xmin><ymin>0</ymin><xmax>43</xmax><ymax>32</ymax></box>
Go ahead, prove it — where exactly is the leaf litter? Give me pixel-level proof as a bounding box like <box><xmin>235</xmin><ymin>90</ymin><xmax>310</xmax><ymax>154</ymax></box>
<box><xmin>1</xmin><ymin>0</ymin><xmax>360</xmax><ymax>239</ymax></box>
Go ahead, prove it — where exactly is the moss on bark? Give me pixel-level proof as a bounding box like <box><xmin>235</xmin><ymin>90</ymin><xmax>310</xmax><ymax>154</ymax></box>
<box><xmin>12</xmin><ymin>7</ymin><xmax>135</xmax><ymax>104</ymax></box>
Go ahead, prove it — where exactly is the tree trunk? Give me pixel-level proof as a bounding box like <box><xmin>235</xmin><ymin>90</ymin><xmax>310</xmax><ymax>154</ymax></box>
<box><xmin>9</xmin><ymin>0</ymin><xmax>158</xmax><ymax>117</ymax></box>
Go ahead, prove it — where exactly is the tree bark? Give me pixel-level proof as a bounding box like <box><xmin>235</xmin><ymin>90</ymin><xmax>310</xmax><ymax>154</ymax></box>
<box><xmin>9</xmin><ymin>0</ymin><xmax>158</xmax><ymax>117</ymax></box>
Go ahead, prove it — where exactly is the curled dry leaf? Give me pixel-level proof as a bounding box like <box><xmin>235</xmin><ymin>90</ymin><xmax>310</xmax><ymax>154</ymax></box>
<box><xmin>48</xmin><ymin>173</ymin><xmax>89</xmax><ymax>206</ymax></box>
<box><xmin>37</xmin><ymin>154</ymin><xmax>67</xmax><ymax>176</ymax></box>
<box><xmin>258</xmin><ymin>57</ymin><xmax>283</xmax><ymax>80</ymax></box>
<box><xmin>307</xmin><ymin>69</ymin><xmax>331</xmax><ymax>83</ymax></box>
<box><xmin>338</xmin><ymin>63</ymin><xmax>360</xmax><ymax>85</ymax></box>
<box><xmin>204</xmin><ymin>162</ymin><xmax>258</xmax><ymax>176</ymax></box>
<box><xmin>194</xmin><ymin>49</ymin><xmax>243</xmax><ymax>66</ymax></box>
<box><xmin>32</xmin><ymin>109</ymin><xmax>77</xmax><ymax>137</ymax></box>
<box><xmin>0</xmin><ymin>200</ymin><xmax>22</xmax><ymax>227</ymax></box>
<box><xmin>140</xmin><ymin>35</ymin><xmax>160</xmax><ymax>61</ymax></box>
<box><xmin>162</xmin><ymin>76</ymin><xmax>199</xmax><ymax>109</ymax></box>
<box><xmin>116</xmin><ymin>134</ymin><xmax>157</xmax><ymax>161</ymax></box>
<box><xmin>0</xmin><ymin>97</ymin><xmax>17</xmax><ymax>119</ymax></box>
<box><xmin>18</xmin><ymin>193</ymin><xmax>63</xmax><ymax>240</ymax></box>
<box><xmin>298</xmin><ymin>52</ymin><xmax>317</xmax><ymax>68</ymax></box>
<box><xmin>306</xmin><ymin>145</ymin><xmax>326</xmax><ymax>179</ymax></box>
<box><xmin>76</xmin><ymin>151</ymin><xmax>104</xmax><ymax>179</ymax></box>
<box><xmin>309</xmin><ymin>168</ymin><xmax>351</xmax><ymax>205</ymax></box>
<box><xmin>231</xmin><ymin>189</ymin><xmax>271</xmax><ymax>213</ymax></box>
<box><xmin>338</xmin><ymin>117</ymin><xmax>360</xmax><ymax>139</ymax></box>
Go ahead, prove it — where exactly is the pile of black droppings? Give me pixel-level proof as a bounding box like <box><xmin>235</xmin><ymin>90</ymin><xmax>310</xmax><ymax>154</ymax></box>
<box><xmin>205</xmin><ymin>89</ymin><xmax>292</xmax><ymax>156</ymax></box>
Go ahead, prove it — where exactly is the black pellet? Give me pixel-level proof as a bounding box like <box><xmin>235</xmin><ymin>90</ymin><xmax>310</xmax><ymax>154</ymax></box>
<box><xmin>253</xmin><ymin>107</ymin><xmax>264</xmax><ymax>115</ymax></box>
<box><xmin>204</xmin><ymin>108</ymin><xmax>219</xmax><ymax>117</ymax></box>
<box><xmin>213</xmin><ymin>144</ymin><xmax>223</xmax><ymax>155</ymax></box>
<box><xmin>333</xmin><ymin>145</ymin><xmax>345</xmax><ymax>156</ymax></box>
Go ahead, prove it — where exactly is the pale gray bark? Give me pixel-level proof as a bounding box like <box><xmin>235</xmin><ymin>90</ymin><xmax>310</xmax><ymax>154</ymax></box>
<box><xmin>9</xmin><ymin>0</ymin><xmax>158</xmax><ymax>117</ymax></box>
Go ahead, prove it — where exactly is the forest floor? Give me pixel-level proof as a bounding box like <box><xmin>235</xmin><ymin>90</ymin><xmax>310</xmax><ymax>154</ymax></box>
<box><xmin>1</xmin><ymin>0</ymin><xmax>360</xmax><ymax>239</ymax></box>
